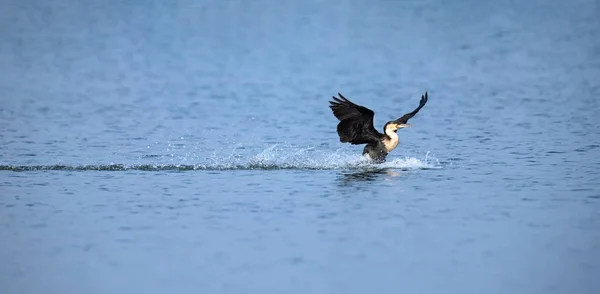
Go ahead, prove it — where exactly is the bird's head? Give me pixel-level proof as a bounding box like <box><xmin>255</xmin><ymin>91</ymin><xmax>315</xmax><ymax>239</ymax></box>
<box><xmin>384</xmin><ymin>121</ymin><xmax>410</xmax><ymax>133</ymax></box>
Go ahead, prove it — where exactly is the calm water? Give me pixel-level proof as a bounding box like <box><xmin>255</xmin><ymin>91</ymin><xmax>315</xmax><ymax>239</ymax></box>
<box><xmin>1</xmin><ymin>0</ymin><xmax>599</xmax><ymax>293</ymax></box>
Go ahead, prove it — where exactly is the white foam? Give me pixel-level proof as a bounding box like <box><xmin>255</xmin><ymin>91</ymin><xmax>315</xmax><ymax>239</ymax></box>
<box><xmin>196</xmin><ymin>144</ymin><xmax>442</xmax><ymax>170</ymax></box>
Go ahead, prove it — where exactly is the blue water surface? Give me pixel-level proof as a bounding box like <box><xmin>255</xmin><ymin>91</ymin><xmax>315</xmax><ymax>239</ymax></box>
<box><xmin>1</xmin><ymin>0</ymin><xmax>599</xmax><ymax>293</ymax></box>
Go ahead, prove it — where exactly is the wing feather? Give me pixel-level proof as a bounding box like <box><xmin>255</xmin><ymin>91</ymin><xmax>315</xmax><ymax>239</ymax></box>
<box><xmin>395</xmin><ymin>92</ymin><xmax>428</xmax><ymax>124</ymax></box>
<box><xmin>329</xmin><ymin>93</ymin><xmax>380</xmax><ymax>144</ymax></box>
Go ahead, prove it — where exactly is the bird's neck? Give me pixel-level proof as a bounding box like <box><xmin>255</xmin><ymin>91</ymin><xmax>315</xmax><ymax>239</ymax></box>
<box><xmin>383</xmin><ymin>128</ymin><xmax>399</xmax><ymax>152</ymax></box>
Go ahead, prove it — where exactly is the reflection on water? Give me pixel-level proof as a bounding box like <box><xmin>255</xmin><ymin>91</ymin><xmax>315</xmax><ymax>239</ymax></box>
<box><xmin>338</xmin><ymin>168</ymin><xmax>405</xmax><ymax>185</ymax></box>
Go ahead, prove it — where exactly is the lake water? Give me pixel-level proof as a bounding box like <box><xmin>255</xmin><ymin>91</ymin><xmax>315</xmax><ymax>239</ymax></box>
<box><xmin>1</xmin><ymin>0</ymin><xmax>599</xmax><ymax>293</ymax></box>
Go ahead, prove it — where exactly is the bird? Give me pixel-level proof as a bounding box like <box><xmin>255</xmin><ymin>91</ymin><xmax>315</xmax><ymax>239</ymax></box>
<box><xmin>328</xmin><ymin>91</ymin><xmax>428</xmax><ymax>163</ymax></box>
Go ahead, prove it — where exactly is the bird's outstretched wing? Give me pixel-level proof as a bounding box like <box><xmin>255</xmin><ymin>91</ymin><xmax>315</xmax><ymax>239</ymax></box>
<box><xmin>329</xmin><ymin>93</ymin><xmax>381</xmax><ymax>144</ymax></box>
<box><xmin>394</xmin><ymin>92</ymin><xmax>428</xmax><ymax>124</ymax></box>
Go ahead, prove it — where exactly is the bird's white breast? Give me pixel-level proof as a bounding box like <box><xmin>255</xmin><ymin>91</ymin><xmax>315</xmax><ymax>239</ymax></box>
<box><xmin>383</xmin><ymin>131</ymin><xmax>399</xmax><ymax>152</ymax></box>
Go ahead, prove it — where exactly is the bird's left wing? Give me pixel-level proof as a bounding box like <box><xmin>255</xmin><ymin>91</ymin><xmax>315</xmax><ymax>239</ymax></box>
<box><xmin>329</xmin><ymin>93</ymin><xmax>380</xmax><ymax>144</ymax></box>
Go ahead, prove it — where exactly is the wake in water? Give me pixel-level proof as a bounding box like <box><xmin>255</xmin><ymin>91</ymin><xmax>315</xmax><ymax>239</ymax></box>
<box><xmin>0</xmin><ymin>144</ymin><xmax>441</xmax><ymax>172</ymax></box>
<box><xmin>244</xmin><ymin>144</ymin><xmax>439</xmax><ymax>170</ymax></box>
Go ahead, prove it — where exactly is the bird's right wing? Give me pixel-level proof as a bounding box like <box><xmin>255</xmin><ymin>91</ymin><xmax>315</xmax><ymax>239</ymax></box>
<box><xmin>394</xmin><ymin>92</ymin><xmax>428</xmax><ymax>124</ymax></box>
<box><xmin>329</xmin><ymin>93</ymin><xmax>380</xmax><ymax>144</ymax></box>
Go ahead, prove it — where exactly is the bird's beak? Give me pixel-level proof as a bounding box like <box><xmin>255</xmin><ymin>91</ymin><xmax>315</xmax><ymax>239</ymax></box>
<box><xmin>398</xmin><ymin>123</ymin><xmax>411</xmax><ymax>129</ymax></box>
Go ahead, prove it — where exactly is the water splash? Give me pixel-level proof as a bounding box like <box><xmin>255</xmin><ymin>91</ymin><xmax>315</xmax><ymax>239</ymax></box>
<box><xmin>1</xmin><ymin>144</ymin><xmax>441</xmax><ymax>172</ymax></box>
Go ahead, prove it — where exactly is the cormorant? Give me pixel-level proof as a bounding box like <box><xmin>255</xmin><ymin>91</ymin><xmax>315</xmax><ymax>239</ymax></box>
<box><xmin>329</xmin><ymin>92</ymin><xmax>428</xmax><ymax>163</ymax></box>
